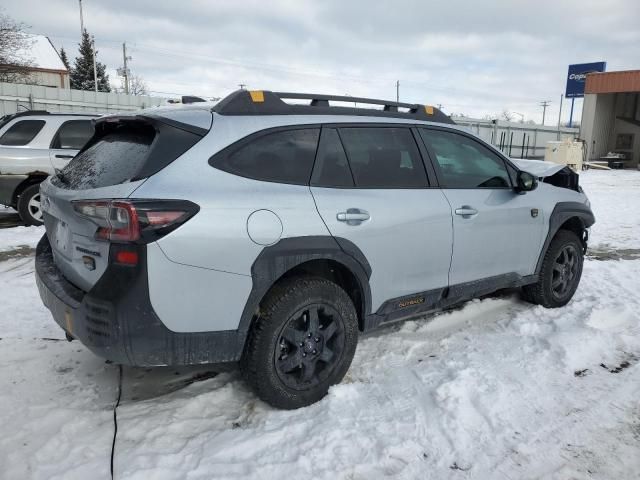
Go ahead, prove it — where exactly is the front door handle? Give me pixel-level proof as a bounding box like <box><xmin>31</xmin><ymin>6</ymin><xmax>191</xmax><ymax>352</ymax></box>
<box><xmin>55</xmin><ymin>154</ymin><xmax>74</xmax><ymax>159</ymax></box>
<box><xmin>454</xmin><ymin>206</ymin><xmax>478</xmax><ymax>217</ymax></box>
<box><xmin>337</xmin><ymin>208</ymin><xmax>370</xmax><ymax>225</ymax></box>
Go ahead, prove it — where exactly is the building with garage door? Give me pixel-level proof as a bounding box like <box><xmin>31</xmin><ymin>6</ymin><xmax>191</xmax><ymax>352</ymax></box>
<box><xmin>580</xmin><ymin>70</ymin><xmax>640</xmax><ymax>168</ymax></box>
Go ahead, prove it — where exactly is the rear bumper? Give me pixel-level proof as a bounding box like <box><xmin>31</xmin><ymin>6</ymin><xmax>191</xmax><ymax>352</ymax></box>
<box><xmin>35</xmin><ymin>235</ymin><xmax>246</xmax><ymax>366</ymax></box>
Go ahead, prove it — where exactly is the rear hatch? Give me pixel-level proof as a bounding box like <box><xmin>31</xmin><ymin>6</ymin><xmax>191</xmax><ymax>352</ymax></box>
<box><xmin>40</xmin><ymin>108</ymin><xmax>211</xmax><ymax>292</ymax></box>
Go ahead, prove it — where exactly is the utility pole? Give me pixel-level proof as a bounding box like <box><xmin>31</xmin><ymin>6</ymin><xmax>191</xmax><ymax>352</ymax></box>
<box><xmin>557</xmin><ymin>94</ymin><xmax>564</xmax><ymax>139</ymax></box>
<box><xmin>92</xmin><ymin>37</ymin><xmax>98</xmax><ymax>92</ymax></box>
<box><xmin>540</xmin><ymin>100</ymin><xmax>551</xmax><ymax>125</ymax></box>
<box><xmin>568</xmin><ymin>98</ymin><xmax>576</xmax><ymax>128</ymax></box>
<box><xmin>238</xmin><ymin>83</ymin><xmax>246</xmax><ymax>90</ymax></box>
<box><xmin>396</xmin><ymin>80</ymin><xmax>400</xmax><ymax>102</ymax></box>
<box><xmin>78</xmin><ymin>0</ymin><xmax>84</xmax><ymax>37</ymax></box>
<box><xmin>122</xmin><ymin>42</ymin><xmax>131</xmax><ymax>94</ymax></box>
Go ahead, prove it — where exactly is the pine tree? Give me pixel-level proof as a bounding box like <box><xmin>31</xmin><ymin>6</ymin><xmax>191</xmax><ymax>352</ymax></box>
<box><xmin>59</xmin><ymin>46</ymin><xmax>70</xmax><ymax>71</ymax></box>
<box><xmin>70</xmin><ymin>30</ymin><xmax>110</xmax><ymax>92</ymax></box>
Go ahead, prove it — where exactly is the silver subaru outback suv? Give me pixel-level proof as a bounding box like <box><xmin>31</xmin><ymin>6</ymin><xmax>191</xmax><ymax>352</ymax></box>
<box><xmin>35</xmin><ymin>90</ymin><xmax>594</xmax><ymax>409</ymax></box>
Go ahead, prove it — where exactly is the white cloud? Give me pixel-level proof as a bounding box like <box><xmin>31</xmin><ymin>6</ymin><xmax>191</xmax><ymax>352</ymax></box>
<box><xmin>3</xmin><ymin>0</ymin><xmax>639</xmax><ymax>123</ymax></box>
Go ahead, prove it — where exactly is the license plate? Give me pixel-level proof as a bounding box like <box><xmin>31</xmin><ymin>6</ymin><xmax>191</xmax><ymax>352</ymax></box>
<box><xmin>54</xmin><ymin>220</ymin><xmax>70</xmax><ymax>253</ymax></box>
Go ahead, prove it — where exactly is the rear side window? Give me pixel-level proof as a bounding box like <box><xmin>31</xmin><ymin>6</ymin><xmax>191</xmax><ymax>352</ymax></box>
<box><xmin>338</xmin><ymin>127</ymin><xmax>428</xmax><ymax>188</ymax></box>
<box><xmin>419</xmin><ymin>128</ymin><xmax>511</xmax><ymax>188</ymax></box>
<box><xmin>51</xmin><ymin>120</ymin><xmax>94</xmax><ymax>149</ymax></box>
<box><xmin>311</xmin><ymin>128</ymin><xmax>354</xmax><ymax>188</ymax></box>
<box><xmin>213</xmin><ymin>128</ymin><xmax>320</xmax><ymax>185</ymax></box>
<box><xmin>0</xmin><ymin>120</ymin><xmax>45</xmax><ymax>146</ymax></box>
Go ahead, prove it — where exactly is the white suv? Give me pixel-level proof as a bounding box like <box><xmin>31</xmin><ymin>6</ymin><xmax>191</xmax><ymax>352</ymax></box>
<box><xmin>0</xmin><ymin>111</ymin><xmax>96</xmax><ymax>225</ymax></box>
<box><xmin>35</xmin><ymin>90</ymin><xmax>594</xmax><ymax>409</ymax></box>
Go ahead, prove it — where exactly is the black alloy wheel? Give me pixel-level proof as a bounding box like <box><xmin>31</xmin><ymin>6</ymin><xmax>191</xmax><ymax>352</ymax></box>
<box><xmin>274</xmin><ymin>304</ymin><xmax>345</xmax><ymax>390</ymax></box>
<box><xmin>241</xmin><ymin>276</ymin><xmax>358</xmax><ymax>409</ymax></box>
<box><xmin>551</xmin><ymin>244</ymin><xmax>579</xmax><ymax>299</ymax></box>
<box><xmin>522</xmin><ymin>229</ymin><xmax>584</xmax><ymax>308</ymax></box>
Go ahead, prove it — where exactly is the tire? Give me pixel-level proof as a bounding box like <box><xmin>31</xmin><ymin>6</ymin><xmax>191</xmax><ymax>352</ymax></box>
<box><xmin>17</xmin><ymin>183</ymin><xmax>44</xmax><ymax>226</ymax></box>
<box><xmin>241</xmin><ymin>276</ymin><xmax>359</xmax><ymax>409</ymax></box>
<box><xmin>522</xmin><ymin>229</ymin><xmax>584</xmax><ymax>308</ymax></box>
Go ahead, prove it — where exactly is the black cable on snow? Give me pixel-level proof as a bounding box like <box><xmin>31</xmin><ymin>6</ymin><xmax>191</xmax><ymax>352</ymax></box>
<box><xmin>111</xmin><ymin>364</ymin><xmax>123</xmax><ymax>479</ymax></box>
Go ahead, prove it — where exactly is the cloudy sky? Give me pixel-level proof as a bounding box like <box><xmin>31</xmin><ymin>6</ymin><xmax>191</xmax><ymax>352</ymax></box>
<box><xmin>4</xmin><ymin>0</ymin><xmax>640</xmax><ymax>123</ymax></box>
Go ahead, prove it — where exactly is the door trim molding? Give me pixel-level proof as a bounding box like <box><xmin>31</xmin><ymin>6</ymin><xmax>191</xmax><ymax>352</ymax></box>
<box><xmin>365</xmin><ymin>272</ymin><xmax>537</xmax><ymax>330</ymax></box>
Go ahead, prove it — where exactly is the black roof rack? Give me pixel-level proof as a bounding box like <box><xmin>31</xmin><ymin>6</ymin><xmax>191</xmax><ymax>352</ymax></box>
<box><xmin>212</xmin><ymin>90</ymin><xmax>455</xmax><ymax>124</ymax></box>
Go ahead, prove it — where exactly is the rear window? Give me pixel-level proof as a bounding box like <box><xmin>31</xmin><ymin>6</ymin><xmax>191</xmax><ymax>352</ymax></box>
<box><xmin>0</xmin><ymin>119</ymin><xmax>45</xmax><ymax>146</ymax></box>
<box><xmin>56</xmin><ymin>126</ymin><xmax>154</xmax><ymax>189</ymax></box>
<box><xmin>53</xmin><ymin>120</ymin><xmax>204</xmax><ymax>190</ymax></box>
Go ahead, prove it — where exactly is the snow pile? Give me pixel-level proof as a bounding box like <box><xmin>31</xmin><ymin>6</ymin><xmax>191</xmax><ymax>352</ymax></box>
<box><xmin>0</xmin><ymin>171</ymin><xmax>639</xmax><ymax>479</ymax></box>
<box><xmin>580</xmin><ymin>169</ymin><xmax>640</xmax><ymax>250</ymax></box>
<box><xmin>0</xmin><ymin>225</ymin><xmax>45</xmax><ymax>253</ymax></box>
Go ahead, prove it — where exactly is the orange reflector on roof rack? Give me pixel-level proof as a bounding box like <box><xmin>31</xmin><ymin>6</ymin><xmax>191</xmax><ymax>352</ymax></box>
<box><xmin>249</xmin><ymin>90</ymin><xmax>265</xmax><ymax>103</ymax></box>
<box><xmin>425</xmin><ymin>105</ymin><xmax>434</xmax><ymax>115</ymax></box>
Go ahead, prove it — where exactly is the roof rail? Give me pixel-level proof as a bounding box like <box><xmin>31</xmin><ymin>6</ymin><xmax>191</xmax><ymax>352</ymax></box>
<box><xmin>5</xmin><ymin>110</ymin><xmax>50</xmax><ymax>118</ymax></box>
<box><xmin>0</xmin><ymin>110</ymin><xmax>51</xmax><ymax>130</ymax></box>
<box><xmin>212</xmin><ymin>90</ymin><xmax>455</xmax><ymax>124</ymax></box>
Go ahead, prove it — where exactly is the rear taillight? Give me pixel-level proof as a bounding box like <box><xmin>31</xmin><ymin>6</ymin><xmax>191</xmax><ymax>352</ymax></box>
<box><xmin>72</xmin><ymin>199</ymin><xmax>199</xmax><ymax>243</ymax></box>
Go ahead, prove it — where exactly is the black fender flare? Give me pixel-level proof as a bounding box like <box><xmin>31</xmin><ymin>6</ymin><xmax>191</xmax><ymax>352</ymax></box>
<box><xmin>535</xmin><ymin>201</ymin><xmax>595</xmax><ymax>274</ymax></box>
<box><xmin>236</xmin><ymin>235</ymin><xmax>372</xmax><ymax>337</ymax></box>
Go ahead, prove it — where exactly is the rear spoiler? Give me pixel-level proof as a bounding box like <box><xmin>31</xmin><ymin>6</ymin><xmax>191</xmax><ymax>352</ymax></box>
<box><xmin>94</xmin><ymin>113</ymin><xmax>210</xmax><ymax>137</ymax></box>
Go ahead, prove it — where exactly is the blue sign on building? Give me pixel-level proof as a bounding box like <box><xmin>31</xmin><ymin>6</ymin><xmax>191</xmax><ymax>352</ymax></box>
<box><xmin>565</xmin><ymin>62</ymin><xmax>607</xmax><ymax>98</ymax></box>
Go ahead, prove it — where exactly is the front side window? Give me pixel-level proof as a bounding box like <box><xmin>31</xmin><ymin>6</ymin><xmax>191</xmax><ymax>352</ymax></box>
<box><xmin>419</xmin><ymin>128</ymin><xmax>511</xmax><ymax>188</ymax></box>
<box><xmin>338</xmin><ymin>127</ymin><xmax>427</xmax><ymax>188</ymax></box>
<box><xmin>0</xmin><ymin>120</ymin><xmax>46</xmax><ymax>146</ymax></box>
<box><xmin>51</xmin><ymin>120</ymin><xmax>94</xmax><ymax>149</ymax></box>
<box><xmin>214</xmin><ymin>128</ymin><xmax>320</xmax><ymax>185</ymax></box>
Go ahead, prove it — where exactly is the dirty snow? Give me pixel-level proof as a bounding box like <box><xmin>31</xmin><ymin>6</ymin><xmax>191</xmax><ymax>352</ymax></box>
<box><xmin>0</xmin><ymin>170</ymin><xmax>639</xmax><ymax>479</ymax></box>
<box><xmin>0</xmin><ymin>225</ymin><xmax>44</xmax><ymax>253</ymax></box>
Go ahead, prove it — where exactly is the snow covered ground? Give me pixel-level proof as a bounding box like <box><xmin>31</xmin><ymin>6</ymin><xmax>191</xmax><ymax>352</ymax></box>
<box><xmin>0</xmin><ymin>170</ymin><xmax>639</xmax><ymax>479</ymax></box>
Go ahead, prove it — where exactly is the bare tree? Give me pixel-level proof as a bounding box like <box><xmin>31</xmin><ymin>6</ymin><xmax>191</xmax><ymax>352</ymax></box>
<box><xmin>501</xmin><ymin>109</ymin><xmax>514</xmax><ymax>122</ymax></box>
<box><xmin>129</xmin><ymin>75</ymin><xmax>148</xmax><ymax>96</ymax></box>
<box><xmin>112</xmin><ymin>74</ymin><xmax>149</xmax><ymax>96</ymax></box>
<box><xmin>0</xmin><ymin>11</ymin><xmax>34</xmax><ymax>83</ymax></box>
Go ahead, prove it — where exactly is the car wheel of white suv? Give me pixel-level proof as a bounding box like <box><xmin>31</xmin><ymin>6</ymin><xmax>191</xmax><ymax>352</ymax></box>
<box><xmin>522</xmin><ymin>229</ymin><xmax>584</xmax><ymax>308</ymax></box>
<box><xmin>241</xmin><ymin>276</ymin><xmax>359</xmax><ymax>409</ymax></box>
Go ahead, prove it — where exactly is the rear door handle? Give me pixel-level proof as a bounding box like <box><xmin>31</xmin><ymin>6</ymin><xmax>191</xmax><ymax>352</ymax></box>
<box><xmin>337</xmin><ymin>208</ymin><xmax>370</xmax><ymax>225</ymax></box>
<box><xmin>454</xmin><ymin>206</ymin><xmax>478</xmax><ymax>217</ymax></box>
<box><xmin>55</xmin><ymin>154</ymin><xmax>74</xmax><ymax>159</ymax></box>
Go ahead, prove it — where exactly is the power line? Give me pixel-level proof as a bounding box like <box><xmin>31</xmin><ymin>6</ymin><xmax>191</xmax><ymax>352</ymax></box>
<box><xmin>45</xmin><ymin>32</ymin><xmax>544</xmax><ymax>104</ymax></box>
<box><xmin>42</xmin><ymin>32</ymin><xmax>558</xmax><ymax>115</ymax></box>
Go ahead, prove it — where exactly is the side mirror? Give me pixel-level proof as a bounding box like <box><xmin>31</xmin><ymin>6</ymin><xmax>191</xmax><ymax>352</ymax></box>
<box><xmin>515</xmin><ymin>170</ymin><xmax>538</xmax><ymax>193</ymax></box>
